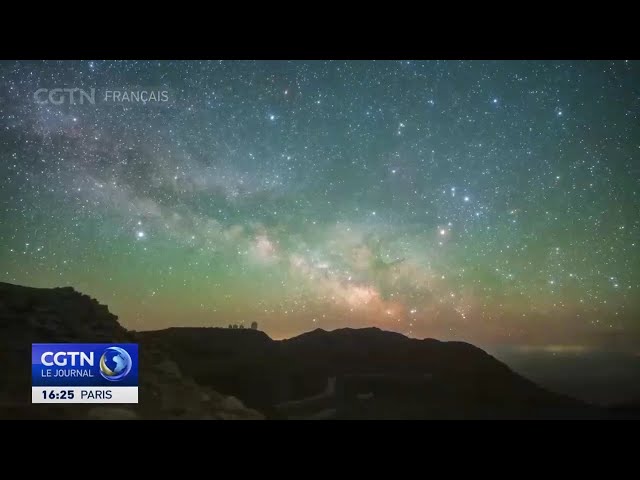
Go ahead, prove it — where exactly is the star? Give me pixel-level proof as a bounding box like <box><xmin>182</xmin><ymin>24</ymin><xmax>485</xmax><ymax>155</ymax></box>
<box><xmin>0</xmin><ymin>58</ymin><xmax>636</xmax><ymax>359</ymax></box>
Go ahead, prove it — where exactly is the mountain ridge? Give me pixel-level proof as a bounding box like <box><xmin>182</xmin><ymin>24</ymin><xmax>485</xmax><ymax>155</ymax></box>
<box><xmin>139</xmin><ymin>325</ymin><xmax>599</xmax><ymax>419</ymax></box>
<box><xmin>0</xmin><ymin>281</ymin><xmax>622</xmax><ymax>419</ymax></box>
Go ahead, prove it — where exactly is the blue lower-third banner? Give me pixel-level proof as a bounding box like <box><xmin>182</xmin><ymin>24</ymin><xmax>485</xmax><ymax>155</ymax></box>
<box><xmin>31</xmin><ymin>343</ymin><xmax>138</xmax><ymax>404</ymax></box>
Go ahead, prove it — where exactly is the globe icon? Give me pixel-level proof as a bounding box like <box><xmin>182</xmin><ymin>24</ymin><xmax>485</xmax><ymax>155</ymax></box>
<box><xmin>99</xmin><ymin>346</ymin><xmax>132</xmax><ymax>381</ymax></box>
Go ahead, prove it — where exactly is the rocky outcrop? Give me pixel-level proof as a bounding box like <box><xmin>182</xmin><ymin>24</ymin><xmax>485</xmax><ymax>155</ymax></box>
<box><xmin>0</xmin><ymin>282</ymin><xmax>264</xmax><ymax>420</ymax></box>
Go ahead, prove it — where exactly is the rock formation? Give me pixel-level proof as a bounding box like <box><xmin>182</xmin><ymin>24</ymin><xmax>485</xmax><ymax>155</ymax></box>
<box><xmin>0</xmin><ymin>282</ymin><xmax>264</xmax><ymax>420</ymax></box>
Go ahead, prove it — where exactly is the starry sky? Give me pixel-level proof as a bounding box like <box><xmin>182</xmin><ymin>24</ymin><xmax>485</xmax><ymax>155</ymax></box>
<box><xmin>1</xmin><ymin>60</ymin><xmax>639</xmax><ymax>355</ymax></box>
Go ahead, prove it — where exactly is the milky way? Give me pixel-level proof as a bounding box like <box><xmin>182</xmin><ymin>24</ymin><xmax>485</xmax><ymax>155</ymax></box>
<box><xmin>1</xmin><ymin>60</ymin><xmax>639</xmax><ymax>352</ymax></box>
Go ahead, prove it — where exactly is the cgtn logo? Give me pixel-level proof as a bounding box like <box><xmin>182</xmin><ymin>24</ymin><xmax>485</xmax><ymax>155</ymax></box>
<box><xmin>40</xmin><ymin>351</ymin><xmax>94</xmax><ymax>367</ymax></box>
<box><xmin>32</xmin><ymin>343</ymin><xmax>138</xmax><ymax>404</ymax></box>
<box><xmin>34</xmin><ymin>88</ymin><xmax>96</xmax><ymax>105</ymax></box>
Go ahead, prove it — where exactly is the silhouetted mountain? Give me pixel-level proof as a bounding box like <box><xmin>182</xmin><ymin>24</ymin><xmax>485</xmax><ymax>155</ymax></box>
<box><xmin>139</xmin><ymin>326</ymin><xmax>612</xmax><ymax>419</ymax></box>
<box><xmin>0</xmin><ymin>282</ymin><xmax>263</xmax><ymax>420</ymax></box>
<box><xmin>2</xmin><ymin>281</ymin><xmax>631</xmax><ymax>420</ymax></box>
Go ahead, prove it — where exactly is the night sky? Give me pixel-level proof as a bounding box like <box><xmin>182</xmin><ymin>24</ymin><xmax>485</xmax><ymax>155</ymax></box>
<box><xmin>1</xmin><ymin>60</ymin><xmax>639</xmax><ymax>357</ymax></box>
